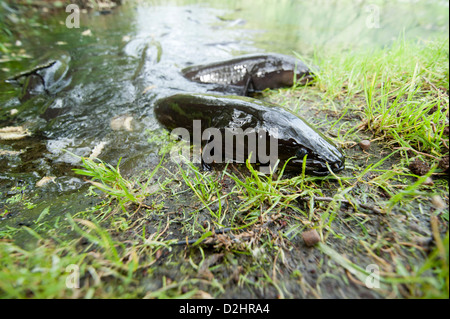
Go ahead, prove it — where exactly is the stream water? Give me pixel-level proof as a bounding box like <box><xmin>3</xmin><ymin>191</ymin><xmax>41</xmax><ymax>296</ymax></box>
<box><xmin>0</xmin><ymin>0</ymin><xmax>448</xmax><ymax>225</ymax></box>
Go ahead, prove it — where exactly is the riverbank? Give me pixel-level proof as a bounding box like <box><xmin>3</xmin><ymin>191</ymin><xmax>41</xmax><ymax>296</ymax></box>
<box><xmin>1</xmin><ymin>31</ymin><xmax>448</xmax><ymax>298</ymax></box>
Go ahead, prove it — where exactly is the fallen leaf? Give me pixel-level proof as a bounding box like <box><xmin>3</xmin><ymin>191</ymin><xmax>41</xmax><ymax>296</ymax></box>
<box><xmin>36</xmin><ymin>176</ymin><xmax>56</xmax><ymax>187</ymax></box>
<box><xmin>142</xmin><ymin>85</ymin><xmax>156</xmax><ymax>94</ymax></box>
<box><xmin>0</xmin><ymin>126</ymin><xmax>30</xmax><ymax>140</ymax></box>
<box><xmin>82</xmin><ymin>29</ymin><xmax>92</xmax><ymax>37</ymax></box>
<box><xmin>89</xmin><ymin>141</ymin><xmax>108</xmax><ymax>159</ymax></box>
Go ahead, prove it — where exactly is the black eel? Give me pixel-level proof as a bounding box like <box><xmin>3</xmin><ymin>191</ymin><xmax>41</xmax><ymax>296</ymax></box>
<box><xmin>182</xmin><ymin>53</ymin><xmax>314</xmax><ymax>96</ymax></box>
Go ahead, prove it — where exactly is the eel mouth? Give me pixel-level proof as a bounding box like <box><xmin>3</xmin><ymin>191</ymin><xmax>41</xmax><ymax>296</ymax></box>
<box><xmin>288</xmin><ymin>158</ymin><xmax>345</xmax><ymax>176</ymax></box>
<box><xmin>312</xmin><ymin>161</ymin><xmax>345</xmax><ymax>176</ymax></box>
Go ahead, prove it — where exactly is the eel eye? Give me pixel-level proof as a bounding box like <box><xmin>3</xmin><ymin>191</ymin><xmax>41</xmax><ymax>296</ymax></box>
<box><xmin>296</xmin><ymin>148</ymin><xmax>308</xmax><ymax>159</ymax></box>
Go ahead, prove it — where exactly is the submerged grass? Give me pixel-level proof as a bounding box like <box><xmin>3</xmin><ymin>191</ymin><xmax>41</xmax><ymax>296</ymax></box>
<box><xmin>71</xmin><ymin>154</ymin><xmax>165</xmax><ymax>212</ymax></box>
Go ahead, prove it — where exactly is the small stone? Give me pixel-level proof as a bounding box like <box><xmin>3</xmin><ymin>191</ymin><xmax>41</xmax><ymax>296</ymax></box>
<box><xmin>431</xmin><ymin>195</ymin><xmax>446</xmax><ymax>210</ymax></box>
<box><xmin>359</xmin><ymin>140</ymin><xmax>371</xmax><ymax>151</ymax></box>
<box><xmin>409</xmin><ymin>159</ymin><xmax>430</xmax><ymax>176</ymax></box>
<box><xmin>0</xmin><ymin>126</ymin><xmax>30</xmax><ymax>140</ymax></box>
<box><xmin>110</xmin><ymin>115</ymin><xmax>134</xmax><ymax>131</ymax></box>
<box><xmin>10</xmin><ymin>109</ymin><xmax>18</xmax><ymax>116</ymax></box>
<box><xmin>302</xmin><ymin>229</ymin><xmax>321</xmax><ymax>247</ymax></box>
<box><xmin>423</xmin><ymin>177</ymin><xmax>434</xmax><ymax>186</ymax></box>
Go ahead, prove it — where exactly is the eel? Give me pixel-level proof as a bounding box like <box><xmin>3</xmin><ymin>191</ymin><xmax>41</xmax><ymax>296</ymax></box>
<box><xmin>6</xmin><ymin>51</ymin><xmax>71</xmax><ymax>102</ymax></box>
<box><xmin>181</xmin><ymin>53</ymin><xmax>314</xmax><ymax>96</ymax></box>
<box><xmin>154</xmin><ymin>93</ymin><xmax>344</xmax><ymax>175</ymax></box>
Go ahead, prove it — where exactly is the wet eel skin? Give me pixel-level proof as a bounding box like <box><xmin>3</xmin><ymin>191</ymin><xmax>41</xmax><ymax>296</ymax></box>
<box><xmin>182</xmin><ymin>53</ymin><xmax>315</xmax><ymax>96</ymax></box>
<box><xmin>154</xmin><ymin>93</ymin><xmax>344</xmax><ymax>175</ymax></box>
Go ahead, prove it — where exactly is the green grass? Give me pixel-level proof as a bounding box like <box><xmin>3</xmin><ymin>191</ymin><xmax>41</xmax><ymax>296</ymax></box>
<box><xmin>302</xmin><ymin>37</ymin><xmax>449</xmax><ymax>158</ymax></box>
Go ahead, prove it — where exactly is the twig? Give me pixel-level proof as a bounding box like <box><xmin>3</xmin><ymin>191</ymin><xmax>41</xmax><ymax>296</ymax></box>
<box><xmin>393</xmin><ymin>147</ymin><xmax>440</xmax><ymax>160</ymax></box>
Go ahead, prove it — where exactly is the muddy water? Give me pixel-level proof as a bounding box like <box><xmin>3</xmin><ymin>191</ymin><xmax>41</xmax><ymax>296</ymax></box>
<box><xmin>0</xmin><ymin>0</ymin><xmax>448</xmax><ymax>224</ymax></box>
